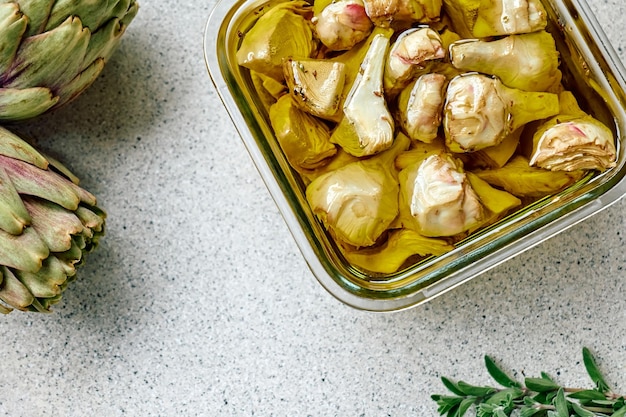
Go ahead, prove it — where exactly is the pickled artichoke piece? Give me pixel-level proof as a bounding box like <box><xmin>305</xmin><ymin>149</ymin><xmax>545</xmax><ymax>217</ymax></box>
<box><xmin>269</xmin><ymin>95</ymin><xmax>337</xmax><ymax>172</ymax></box>
<box><xmin>473</xmin><ymin>155</ymin><xmax>585</xmax><ymax>198</ymax></box>
<box><xmin>442</xmin><ymin>0</ymin><xmax>547</xmax><ymax>38</ymax></box>
<box><xmin>443</xmin><ymin>73</ymin><xmax>559</xmax><ymax>152</ymax></box>
<box><xmin>397</xmin><ymin>73</ymin><xmax>447</xmax><ymax>143</ymax></box>
<box><xmin>450</xmin><ymin>31</ymin><xmax>561</xmax><ymax>92</ymax></box>
<box><xmin>399</xmin><ymin>153</ymin><xmax>485</xmax><ymax>237</ymax></box>
<box><xmin>394</xmin><ymin>135</ymin><xmax>447</xmax><ymax>170</ymax></box>
<box><xmin>300</xmin><ymin>148</ymin><xmax>360</xmax><ymax>184</ymax></box>
<box><xmin>341</xmin><ymin>228</ymin><xmax>453</xmax><ymax>274</ymax></box>
<box><xmin>363</xmin><ymin>0</ymin><xmax>442</xmax><ymax>27</ymax></box>
<box><xmin>529</xmin><ymin>116</ymin><xmax>617</xmax><ymax>172</ymax></box>
<box><xmin>313</xmin><ymin>0</ymin><xmax>373</xmax><ymax>51</ymax></box>
<box><xmin>250</xmin><ymin>71</ymin><xmax>286</xmax><ymax>111</ymax></box>
<box><xmin>306</xmin><ymin>133</ymin><xmax>410</xmax><ymax>247</ymax></box>
<box><xmin>466</xmin><ymin>128</ymin><xmax>522</xmax><ymax>170</ymax></box>
<box><xmin>383</xmin><ymin>27</ymin><xmax>445</xmax><ymax>96</ymax></box>
<box><xmin>328</xmin><ymin>26</ymin><xmax>395</xmax><ymax>123</ymax></box>
<box><xmin>236</xmin><ymin>0</ymin><xmax>316</xmax><ymax>80</ymax></box>
<box><xmin>283</xmin><ymin>58</ymin><xmax>346</xmax><ymax>119</ymax></box>
<box><xmin>331</xmin><ymin>32</ymin><xmax>395</xmax><ymax>157</ymax></box>
<box><xmin>466</xmin><ymin>172</ymin><xmax>521</xmax><ymax>230</ymax></box>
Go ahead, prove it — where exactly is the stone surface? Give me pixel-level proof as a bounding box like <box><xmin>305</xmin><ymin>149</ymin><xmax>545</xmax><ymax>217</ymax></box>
<box><xmin>1</xmin><ymin>1</ymin><xmax>625</xmax><ymax>416</ymax></box>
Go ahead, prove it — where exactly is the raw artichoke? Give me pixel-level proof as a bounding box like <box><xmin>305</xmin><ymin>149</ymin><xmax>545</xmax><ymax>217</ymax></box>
<box><xmin>0</xmin><ymin>126</ymin><xmax>105</xmax><ymax>313</ymax></box>
<box><xmin>0</xmin><ymin>0</ymin><xmax>139</xmax><ymax>122</ymax></box>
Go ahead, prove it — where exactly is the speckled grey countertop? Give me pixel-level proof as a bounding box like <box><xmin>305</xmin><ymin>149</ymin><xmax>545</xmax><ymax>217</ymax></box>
<box><xmin>2</xmin><ymin>1</ymin><xmax>625</xmax><ymax>416</ymax></box>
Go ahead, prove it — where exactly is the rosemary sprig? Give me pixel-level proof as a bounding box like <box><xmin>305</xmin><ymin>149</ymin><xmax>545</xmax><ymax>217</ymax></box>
<box><xmin>431</xmin><ymin>348</ymin><xmax>626</xmax><ymax>417</ymax></box>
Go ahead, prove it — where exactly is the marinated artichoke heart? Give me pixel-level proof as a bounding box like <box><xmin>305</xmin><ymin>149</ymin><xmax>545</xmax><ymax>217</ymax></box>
<box><xmin>473</xmin><ymin>155</ymin><xmax>585</xmax><ymax>198</ymax></box>
<box><xmin>236</xmin><ymin>1</ymin><xmax>316</xmax><ymax>80</ymax></box>
<box><xmin>363</xmin><ymin>0</ymin><xmax>442</xmax><ymax>27</ymax></box>
<box><xmin>269</xmin><ymin>95</ymin><xmax>337</xmax><ymax>172</ymax></box>
<box><xmin>397</xmin><ymin>73</ymin><xmax>447</xmax><ymax>143</ymax></box>
<box><xmin>306</xmin><ymin>134</ymin><xmax>410</xmax><ymax>247</ymax></box>
<box><xmin>449</xmin><ymin>31</ymin><xmax>561</xmax><ymax>92</ymax></box>
<box><xmin>400</xmin><ymin>153</ymin><xmax>485</xmax><ymax>237</ymax></box>
<box><xmin>284</xmin><ymin>58</ymin><xmax>346</xmax><ymax>119</ymax></box>
<box><xmin>313</xmin><ymin>0</ymin><xmax>373</xmax><ymax>51</ymax></box>
<box><xmin>331</xmin><ymin>32</ymin><xmax>395</xmax><ymax>157</ymax></box>
<box><xmin>529</xmin><ymin>116</ymin><xmax>617</xmax><ymax>172</ymax></box>
<box><xmin>442</xmin><ymin>0</ymin><xmax>547</xmax><ymax>38</ymax></box>
<box><xmin>383</xmin><ymin>27</ymin><xmax>445</xmax><ymax>95</ymax></box>
<box><xmin>340</xmin><ymin>228</ymin><xmax>453</xmax><ymax>274</ymax></box>
<box><xmin>443</xmin><ymin>73</ymin><xmax>559</xmax><ymax>152</ymax></box>
<box><xmin>466</xmin><ymin>172</ymin><xmax>521</xmax><ymax>229</ymax></box>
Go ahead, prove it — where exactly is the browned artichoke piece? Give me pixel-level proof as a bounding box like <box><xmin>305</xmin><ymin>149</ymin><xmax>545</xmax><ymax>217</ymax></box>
<box><xmin>473</xmin><ymin>155</ymin><xmax>586</xmax><ymax>198</ymax></box>
<box><xmin>313</xmin><ymin>0</ymin><xmax>373</xmax><ymax>51</ymax></box>
<box><xmin>449</xmin><ymin>31</ymin><xmax>561</xmax><ymax>92</ymax></box>
<box><xmin>283</xmin><ymin>58</ymin><xmax>346</xmax><ymax>120</ymax></box>
<box><xmin>236</xmin><ymin>0</ymin><xmax>316</xmax><ymax>81</ymax></box>
<box><xmin>340</xmin><ymin>228</ymin><xmax>453</xmax><ymax>274</ymax></box>
<box><xmin>442</xmin><ymin>0</ymin><xmax>547</xmax><ymax>38</ymax></box>
<box><xmin>269</xmin><ymin>95</ymin><xmax>337</xmax><ymax>173</ymax></box>
<box><xmin>363</xmin><ymin>0</ymin><xmax>442</xmax><ymax>27</ymax></box>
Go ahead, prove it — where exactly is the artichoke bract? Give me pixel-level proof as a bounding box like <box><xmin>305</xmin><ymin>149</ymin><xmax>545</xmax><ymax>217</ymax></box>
<box><xmin>0</xmin><ymin>126</ymin><xmax>105</xmax><ymax>313</ymax></box>
<box><xmin>0</xmin><ymin>0</ymin><xmax>139</xmax><ymax>122</ymax></box>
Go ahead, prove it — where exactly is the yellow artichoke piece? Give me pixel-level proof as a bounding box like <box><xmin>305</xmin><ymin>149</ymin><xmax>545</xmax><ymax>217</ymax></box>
<box><xmin>450</xmin><ymin>31</ymin><xmax>561</xmax><ymax>92</ymax></box>
<box><xmin>529</xmin><ymin>115</ymin><xmax>617</xmax><ymax>172</ymax></box>
<box><xmin>283</xmin><ymin>58</ymin><xmax>346</xmax><ymax>119</ymax></box>
<box><xmin>236</xmin><ymin>1</ymin><xmax>316</xmax><ymax>81</ymax></box>
<box><xmin>473</xmin><ymin>155</ymin><xmax>585</xmax><ymax>198</ymax></box>
<box><xmin>383</xmin><ymin>27</ymin><xmax>445</xmax><ymax>96</ymax></box>
<box><xmin>250</xmin><ymin>70</ymin><xmax>287</xmax><ymax>112</ymax></box>
<box><xmin>443</xmin><ymin>73</ymin><xmax>559</xmax><ymax>152</ymax></box>
<box><xmin>331</xmin><ymin>32</ymin><xmax>395</xmax><ymax>157</ymax></box>
<box><xmin>399</xmin><ymin>153</ymin><xmax>485</xmax><ymax>237</ymax></box>
<box><xmin>306</xmin><ymin>133</ymin><xmax>410</xmax><ymax>247</ymax></box>
<box><xmin>341</xmin><ymin>228</ymin><xmax>453</xmax><ymax>274</ymax></box>
<box><xmin>394</xmin><ymin>135</ymin><xmax>447</xmax><ymax>171</ymax></box>
<box><xmin>269</xmin><ymin>95</ymin><xmax>337</xmax><ymax>173</ymax></box>
<box><xmin>363</xmin><ymin>0</ymin><xmax>442</xmax><ymax>27</ymax></box>
<box><xmin>300</xmin><ymin>148</ymin><xmax>360</xmax><ymax>184</ymax></box>
<box><xmin>466</xmin><ymin>127</ymin><xmax>522</xmax><ymax>170</ymax></box>
<box><xmin>466</xmin><ymin>172</ymin><xmax>521</xmax><ymax>231</ymax></box>
<box><xmin>313</xmin><ymin>0</ymin><xmax>373</xmax><ymax>51</ymax></box>
<box><xmin>442</xmin><ymin>0</ymin><xmax>547</xmax><ymax>38</ymax></box>
<box><xmin>397</xmin><ymin>73</ymin><xmax>447</xmax><ymax>143</ymax></box>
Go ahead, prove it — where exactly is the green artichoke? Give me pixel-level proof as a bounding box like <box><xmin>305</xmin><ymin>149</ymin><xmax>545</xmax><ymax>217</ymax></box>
<box><xmin>0</xmin><ymin>0</ymin><xmax>139</xmax><ymax>122</ymax></box>
<box><xmin>0</xmin><ymin>126</ymin><xmax>105</xmax><ymax>313</ymax></box>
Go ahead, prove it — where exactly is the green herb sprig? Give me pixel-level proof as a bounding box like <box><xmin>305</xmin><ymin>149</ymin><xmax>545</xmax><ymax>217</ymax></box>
<box><xmin>432</xmin><ymin>348</ymin><xmax>625</xmax><ymax>417</ymax></box>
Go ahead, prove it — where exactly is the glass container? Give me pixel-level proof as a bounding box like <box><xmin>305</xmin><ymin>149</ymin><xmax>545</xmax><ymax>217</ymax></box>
<box><xmin>203</xmin><ymin>0</ymin><xmax>626</xmax><ymax>311</ymax></box>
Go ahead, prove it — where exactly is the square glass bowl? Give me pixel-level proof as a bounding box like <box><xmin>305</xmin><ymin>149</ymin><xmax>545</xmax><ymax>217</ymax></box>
<box><xmin>204</xmin><ymin>0</ymin><xmax>626</xmax><ymax>311</ymax></box>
